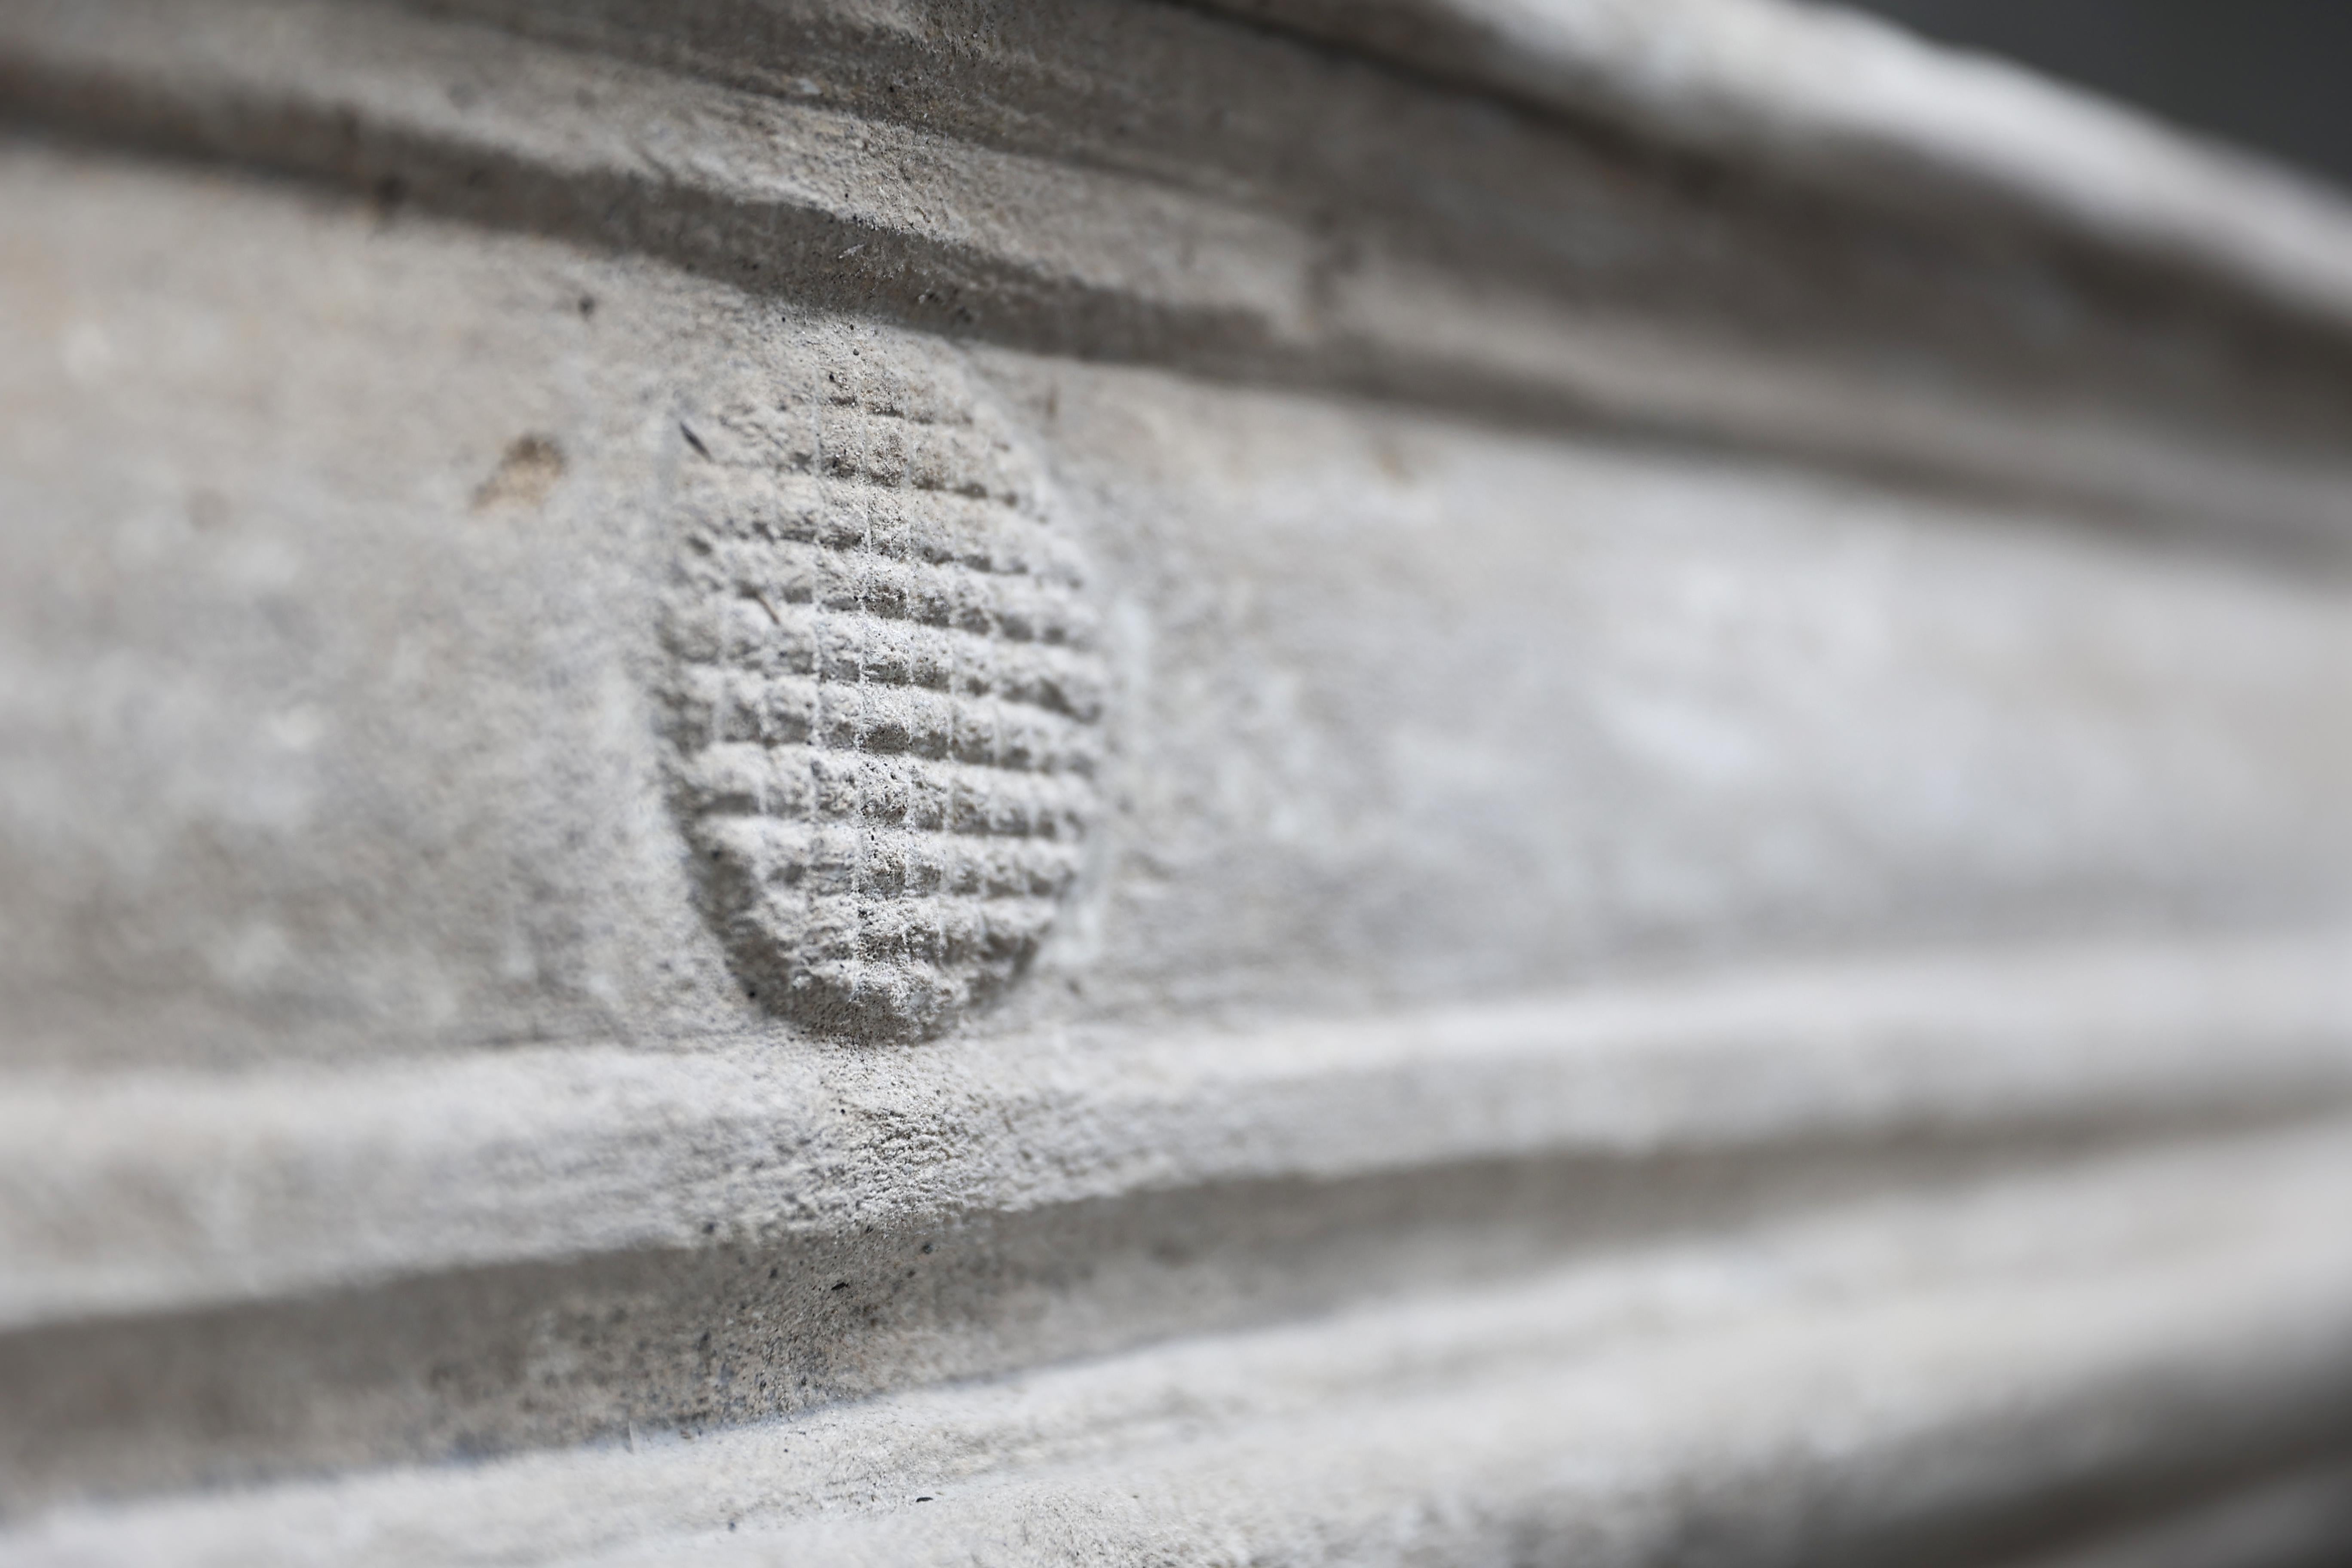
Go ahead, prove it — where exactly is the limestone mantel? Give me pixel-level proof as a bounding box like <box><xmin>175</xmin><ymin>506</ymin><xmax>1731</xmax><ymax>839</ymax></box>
<box><xmin>5</xmin><ymin>2</ymin><xmax>2352</xmax><ymax>1562</ymax></box>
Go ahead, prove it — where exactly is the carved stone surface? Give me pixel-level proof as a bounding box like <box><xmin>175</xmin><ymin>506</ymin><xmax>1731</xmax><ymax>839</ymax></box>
<box><xmin>663</xmin><ymin>341</ymin><xmax>1104</xmax><ymax>1038</ymax></box>
<box><xmin>9</xmin><ymin>0</ymin><xmax>2352</xmax><ymax>1561</ymax></box>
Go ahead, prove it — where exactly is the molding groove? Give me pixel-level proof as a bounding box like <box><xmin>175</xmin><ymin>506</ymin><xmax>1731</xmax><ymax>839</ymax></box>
<box><xmin>6</xmin><ymin>929</ymin><xmax>2350</xmax><ymax>1331</ymax></box>
<box><xmin>9</xmin><ymin>0</ymin><xmax>2352</xmax><ymax>552</ymax></box>
<box><xmin>14</xmin><ymin>1120</ymin><xmax>2352</xmax><ymax>1563</ymax></box>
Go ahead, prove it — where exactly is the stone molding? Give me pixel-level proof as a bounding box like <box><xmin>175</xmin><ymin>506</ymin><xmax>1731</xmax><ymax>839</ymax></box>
<box><xmin>5</xmin><ymin>1</ymin><xmax>2352</xmax><ymax>1562</ymax></box>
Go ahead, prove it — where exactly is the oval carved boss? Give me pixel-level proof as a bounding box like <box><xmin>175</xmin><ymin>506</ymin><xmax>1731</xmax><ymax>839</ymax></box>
<box><xmin>663</xmin><ymin>337</ymin><xmax>1106</xmax><ymax>1040</ymax></box>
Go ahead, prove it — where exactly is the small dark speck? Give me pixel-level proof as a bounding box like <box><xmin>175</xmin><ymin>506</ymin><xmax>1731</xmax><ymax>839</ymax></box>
<box><xmin>728</xmin><ymin>1521</ymin><xmax>738</xmax><ymax>1532</ymax></box>
<box><xmin>768</xmin><ymin>1266</ymin><xmax>779</xmax><ymax>1280</ymax></box>
<box><xmin>916</xmin><ymin>1496</ymin><xmax>933</xmax><ymax>1503</ymax></box>
<box><xmin>831</xmin><ymin>1281</ymin><xmax>849</xmax><ymax>1292</ymax></box>
<box><xmin>680</xmin><ymin>422</ymin><xmax>712</xmax><ymax>459</ymax></box>
<box><xmin>702</xmin><ymin>1222</ymin><xmax>716</xmax><ymax>1235</ymax></box>
<box><xmin>919</xmin><ymin>1243</ymin><xmax>934</xmax><ymax>1254</ymax></box>
<box><xmin>577</xmin><ymin>294</ymin><xmax>597</xmax><ymax>318</ymax></box>
<box><xmin>470</xmin><ymin>434</ymin><xmax>564</xmax><ymax>512</ymax></box>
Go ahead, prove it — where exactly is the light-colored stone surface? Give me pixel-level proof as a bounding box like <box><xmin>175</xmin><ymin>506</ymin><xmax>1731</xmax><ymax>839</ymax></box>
<box><xmin>8</xmin><ymin>144</ymin><xmax>2351</xmax><ymax>1070</ymax></box>
<box><xmin>662</xmin><ymin>332</ymin><xmax>1107</xmax><ymax>1038</ymax></box>
<box><xmin>15</xmin><ymin>1121</ymin><xmax>2352</xmax><ymax>1564</ymax></box>
<box><xmin>1209</xmin><ymin>0</ymin><xmax>2352</xmax><ymax>329</ymax></box>
<box><xmin>12</xmin><ymin>0</ymin><xmax>2352</xmax><ymax>549</ymax></box>
<box><xmin>5</xmin><ymin>0</ymin><xmax>2352</xmax><ymax>1561</ymax></box>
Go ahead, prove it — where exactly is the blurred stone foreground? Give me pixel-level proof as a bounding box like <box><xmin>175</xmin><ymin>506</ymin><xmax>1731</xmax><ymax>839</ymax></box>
<box><xmin>5</xmin><ymin>2</ymin><xmax>2352</xmax><ymax>1563</ymax></box>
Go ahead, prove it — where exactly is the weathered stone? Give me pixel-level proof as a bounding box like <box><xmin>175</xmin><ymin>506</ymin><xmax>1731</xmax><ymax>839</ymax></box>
<box><xmin>5</xmin><ymin>0</ymin><xmax>2352</xmax><ymax>1562</ymax></box>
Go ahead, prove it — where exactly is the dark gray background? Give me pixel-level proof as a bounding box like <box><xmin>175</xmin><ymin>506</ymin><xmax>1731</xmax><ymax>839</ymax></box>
<box><xmin>1841</xmin><ymin>1</ymin><xmax>2352</xmax><ymax>191</ymax></box>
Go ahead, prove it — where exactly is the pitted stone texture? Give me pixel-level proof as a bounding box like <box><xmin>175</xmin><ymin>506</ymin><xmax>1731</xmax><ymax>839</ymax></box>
<box><xmin>665</xmin><ymin>338</ymin><xmax>1104</xmax><ymax>1039</ymax></box>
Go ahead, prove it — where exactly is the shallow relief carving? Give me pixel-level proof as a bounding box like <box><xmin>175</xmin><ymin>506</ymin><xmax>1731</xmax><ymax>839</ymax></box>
<box><xmin>662</xmin><ymin>333</ymin><xmax>1106</xmax><ymax>1040</ymax></box>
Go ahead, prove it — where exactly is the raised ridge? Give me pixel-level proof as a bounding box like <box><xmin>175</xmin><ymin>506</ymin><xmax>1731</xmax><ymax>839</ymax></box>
<box><xmin>12</xmin><ymin>1120</ymin><xmax>2352</xmax><ymax>1562</ymax></box>
<box><xmin>11</xmin><ymin>0</ymin><xmax>2352</xmax><ymax>552</ymax></box>
<box><xmin>8</xmin><ymin>929</ymin><xmax>2350</xmax><ymax>1334</ymax></box>
<box><xmin>1199</xmin><ymin>0</ymin><xmax>2352</xmax><ymax>337</ymax></box>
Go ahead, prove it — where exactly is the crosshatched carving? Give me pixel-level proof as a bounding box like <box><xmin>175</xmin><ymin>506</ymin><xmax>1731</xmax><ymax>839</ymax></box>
<box><xmin>664</xmin><ymin>340</ymin><xmax>1104</xmax><ymax>1039</ymax></box>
